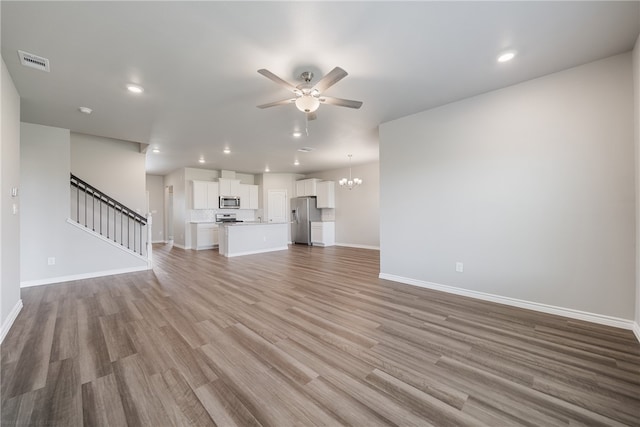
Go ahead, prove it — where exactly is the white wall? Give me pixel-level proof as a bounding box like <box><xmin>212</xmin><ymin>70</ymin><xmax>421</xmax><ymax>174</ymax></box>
<box><xmin>21</xmin><ymin>123</ymin><xmax>148</xmax><ymax>285</ymax></box>
<box><xmin>1</xmin><ymin>58</ymin><xmax>22</xmax><ymax>341</ymax></box>
<box><xmin>634</xmin><ymin>34</ymin><xmax>640</xmax><ymax>331</ymax></box>
<box><xmin>146</xmin><ymin>175</ymin><xmax>165</xmax><ymax>243</ymax></box>
<box><xmin>71</xmin><ymin>133</ymin><xmax>146</xmax><ymax>213</ymax></box>
<box><xmin>380</xmin><ymin>53</ymin><xmax>635</xmax><ymax>321</ymax></box>
<box><xmin>305</xmin><ymin>162</ymin><xmax>380</xmax><ymax>249</ymax></box>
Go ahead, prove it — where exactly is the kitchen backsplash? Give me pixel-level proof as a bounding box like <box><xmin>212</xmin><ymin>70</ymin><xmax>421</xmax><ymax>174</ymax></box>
<box><xmin>321</xmin><ymin>208</ymin><xmax>335</xmax><ymax>221</ymax></box>
<box><xmin>189</xmin><ymin>209</ymin><xmax>259</xmax><ymax>222</ymax></box>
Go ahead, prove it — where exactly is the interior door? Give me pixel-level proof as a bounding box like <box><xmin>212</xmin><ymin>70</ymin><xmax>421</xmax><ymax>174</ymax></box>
<box><xmin>267</xmin><ymin>190</ymin><xmax>287</xmax><ymax>223</ymax></box>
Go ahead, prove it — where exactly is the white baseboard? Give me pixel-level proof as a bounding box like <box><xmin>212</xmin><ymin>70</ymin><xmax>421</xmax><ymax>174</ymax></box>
<box><xmin>633</xmin><ymin>322</ymin><xmax>640</xmax><ymax>343</ymax></box>
<box><xmin>173</xmin><ymin>243</ymin><xmax>187</xmax><ymax>250</ymax></box>
<box><xmin>224</xmin><ymin>246</ymin><xmax>288</xmax><ymax>258</ymax></box>
<box><xmin>379</xmin><ymin>273</ymin><xmax>637</xmax><ymax>333</ymax></box>
<box><xmin>20</xmin><ymin>265</ymin><xmax>151</xmax><ymax>288</ymax></box>
<box><xmin>335</xmin><ymin>243</ymin><xmax>380</xmax><ymax>251</ymax></box>
<box><xmin>0</xmin><ymin>299</ymin><xmax>23</xmax><ymax>344</ymax></box>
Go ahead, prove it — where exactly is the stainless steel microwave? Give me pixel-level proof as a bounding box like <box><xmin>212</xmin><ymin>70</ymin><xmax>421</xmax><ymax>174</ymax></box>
<box><xmin>219</xmin><ymin>196</ymin><xmax>240</xmax><ymax>209</ymax></box>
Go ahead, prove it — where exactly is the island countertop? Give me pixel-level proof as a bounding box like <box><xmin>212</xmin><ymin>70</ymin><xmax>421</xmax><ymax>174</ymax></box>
<box><xmin>217</xmin><ymin>221</ymin><xmax>288</xmax><ymax>227</ymax></box>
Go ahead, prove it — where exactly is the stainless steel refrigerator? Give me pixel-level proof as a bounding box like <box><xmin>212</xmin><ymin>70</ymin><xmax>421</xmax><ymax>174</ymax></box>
<box><xmin>291</xmin><ymin>197</ymin><xmax>321</xmax><ymax>245</ymax></box>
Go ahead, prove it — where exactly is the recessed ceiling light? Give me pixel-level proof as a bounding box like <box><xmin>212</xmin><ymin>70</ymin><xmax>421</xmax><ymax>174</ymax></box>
<box><xmin>265</xmin><ymin>166</ymin><xmax>270</xmax><ymax>172</ymax></box>
<box><xmin>294</xmin><ymin>160</ymin><xmax>300</xmax><ymax>166</ymax></box>
<box><xmin>152</xmin><ymin>148</ymin><xmax>160</xmax><ymax>153</ymax></box>
<box><xmin>126</xmin><ymin>84</ymin><xmax>144</xmax><ymax>94</ymax></box>
<box><xmin>78</xmin><ymin>106</ymin><xmax>92</xmax><ymax>114</ymax></box>
<box><xmin>223</xmin><ymin>148</ymin><xmax>231</xmax><ymax>154</ymax></box>
<box><xmin>497</xmin><ymin>51</ymin><xmax>516</xmax><ymax>63</ymax></box>
<box><xmin>198</xmin><ymin>158</ymin><xmax>205</xmax><ymax>164</ymax></box>
<box><xmin>292</xmin><ymin>131</ymin><xmax>302</xmax><ymax>138</ymax></box>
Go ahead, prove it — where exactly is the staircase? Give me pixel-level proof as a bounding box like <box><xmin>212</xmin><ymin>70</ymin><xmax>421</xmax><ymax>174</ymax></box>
<box><xmin>70</xmin><ymin>174</ymin><xmax>151</xmax><ymax>260</ymax></box>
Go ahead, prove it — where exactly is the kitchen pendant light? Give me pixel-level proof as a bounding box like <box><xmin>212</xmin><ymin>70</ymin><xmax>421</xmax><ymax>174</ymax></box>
<box><xmin>339</xmin><ymin>154</ymin><xmax>362</xmax><ymax>190</ymax></box>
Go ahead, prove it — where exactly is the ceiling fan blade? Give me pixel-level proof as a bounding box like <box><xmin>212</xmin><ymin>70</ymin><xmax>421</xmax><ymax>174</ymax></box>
<box><xmin>312</xmin><ymin>67</ymin><xmax>348</xmax><ymax>93</ymax></box>
<box><xmin>257</xmin><ymin>98</ymin><xmax>295</xmax><ymax>109</ymax></box>
<box><xmin>306</xmin><ymin>112</ymin><xmax>317</xmax><ymax>121</ymax></box>
<box><xmin>257</xmin><ymin>69</ymin><xmax>299</xmax><ymax>93</ymax></box>
<box><xmin>319</xmin><ymin>96</ymin><xmax>363</xmax><ymax>109</ymax></box>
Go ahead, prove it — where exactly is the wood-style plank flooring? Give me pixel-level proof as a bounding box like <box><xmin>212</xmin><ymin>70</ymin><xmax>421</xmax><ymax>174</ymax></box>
<box><xmin>2</xmin><ymin>244</ymin><xmax>640</xmax><ymax>426</ymax></box>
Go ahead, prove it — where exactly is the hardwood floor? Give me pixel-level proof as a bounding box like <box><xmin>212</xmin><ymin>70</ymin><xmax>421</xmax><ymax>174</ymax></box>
<box><xmin>2</xmin><ymin>244</ymin><xmax>639</xmax><ymax>426</ymax></box>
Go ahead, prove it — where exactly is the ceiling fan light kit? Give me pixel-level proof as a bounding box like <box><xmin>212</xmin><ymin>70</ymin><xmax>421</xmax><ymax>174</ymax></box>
<box><xmin>295</xmin><ymin>95</ymin><xmax>320</xmax><ymax>113</ymax></box>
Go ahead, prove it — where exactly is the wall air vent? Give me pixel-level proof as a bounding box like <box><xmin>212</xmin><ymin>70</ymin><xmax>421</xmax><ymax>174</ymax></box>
<box><xmin>297</xmin><ymin>147</ymin><xmax>314</xmax><ymax>153</ymax></box>
<box><xmin>18</xmin><ymin>50</ymin><xmax>50</xmax><ymax>72</ymax></box>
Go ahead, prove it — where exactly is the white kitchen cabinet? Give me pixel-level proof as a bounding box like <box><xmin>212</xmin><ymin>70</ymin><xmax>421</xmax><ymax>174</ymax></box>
<box><xmin>219</xmin><ymin>178</ymin><xmax>241</xmax><ymax>197</ymax></box>
<box><xmin>296</xmin><ymin>178</ymin><xmax>321</xmax><ymax>197</ymax></box>
<box><xmin>192</xmin><ymin>180</ymin><xmax>219</xmax><ymax>209</ymax></box>
<box><xmin>311</xmin><ymin>221</ymin><xmax>335</xmax><ymax>247</ymax></box>
<box><xmin>248</xmin><ymin>185</ymin><xmax>259</xmax><ymax>209</ymax></box>
<box><xmin>239</xmin><ymin>184</ymin><xmax>259</xmax><ymax>209</ymax></box>
<box><xmin>191</xmin><ymin>223</ymin><xmax>219</xmax><ymax>249</ymax></box>
<box><xmin>316</xmin><ymin>181</ymin><xmax>335</xmax><ymax>208</ymax></box>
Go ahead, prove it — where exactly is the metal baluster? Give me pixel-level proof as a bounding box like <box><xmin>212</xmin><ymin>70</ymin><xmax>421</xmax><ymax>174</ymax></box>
<box><xmin>92</xmin><ymin>191</ymin><xmax>95</xmax><ymax>231</ymax></box>
<box><xmin>76</xmin><ymin>181</ymin><xmax>79</xmax><ymax>223</ymax></box>
<box><xmin>84</xmin><ymin>187</ymin><xmax>87</xmax><ymax>227</ymax></box>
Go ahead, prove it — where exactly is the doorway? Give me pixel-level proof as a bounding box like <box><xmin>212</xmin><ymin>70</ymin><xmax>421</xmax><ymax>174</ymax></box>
<box><xmin>267</xmin><ymin>189</ymin><xmax>287</xmax><ymax>223</ymax></box>
<box><xmin>165</xmin><ymin>185</ymin><xmax>174</xmax><ymax>243</ymax></box>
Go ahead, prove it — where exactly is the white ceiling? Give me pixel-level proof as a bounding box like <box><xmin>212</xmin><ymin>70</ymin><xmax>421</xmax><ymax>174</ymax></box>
<box><xmin>2</xmin><ymin>1</ymin><xmax>639</xmax><ymax>176</ymax></box>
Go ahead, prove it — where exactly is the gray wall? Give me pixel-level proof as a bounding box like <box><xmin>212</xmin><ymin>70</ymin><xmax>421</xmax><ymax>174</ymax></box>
<box><xmin>1</xmin><ymin>58</ymin><xmax>21</xmax><ymax>338</ymax></box>
<box><xmin>21</xmin><ymin>123</ymin><xmax>148</xmax><ymax>285</ymax></box>
<box><xmin>380</xmin><ymin>53</ymin><xmax>635</xmax><ymax>320</ymax></box>
<box><xmin>71</xmin><ymin>133</ymin><xmax>146</xmax><ymax>213</ymax></box>
<box><xmin>306</xmin><ymin>162</ymin><xmax>380</xmax><ymax>249</ymax></box>
<box><xmin>634</xmin><ymin>35</ymin><xmax>640</xmax><ymax>329</ymax></box>
<box><xmin>146</xmin><ymin>174</ymin><xmax>165</xmax><ymax>243</ymax></box>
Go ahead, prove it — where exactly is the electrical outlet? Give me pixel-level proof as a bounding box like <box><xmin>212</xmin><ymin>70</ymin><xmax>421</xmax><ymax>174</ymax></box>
<box><xmin>455</xmin><ymin>262</ymin><xmax>463</xmax><ymax>273</ymax></box>
<box><xmin>48</xmin><ymin>257</ymin><xmax>56</xmax><ymax>266</ymax></box>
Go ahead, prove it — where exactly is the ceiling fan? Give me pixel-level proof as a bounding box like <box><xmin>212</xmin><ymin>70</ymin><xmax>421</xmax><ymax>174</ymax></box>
<box><xmin>256</xmin><ymin>67</ymin><xmax>363</xmax><ymax>120</ymax></box>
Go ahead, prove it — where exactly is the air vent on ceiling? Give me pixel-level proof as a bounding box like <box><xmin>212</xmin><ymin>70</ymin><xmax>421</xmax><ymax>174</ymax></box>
<box><xmin>297</xmin><ymin>147</ymin><xmax>314</xmax><ymax>153</ymax></box>
<box><xmin>18</xmin><ymin>50</ymin><xmax>50</xmax><ymax>72</ymax></box>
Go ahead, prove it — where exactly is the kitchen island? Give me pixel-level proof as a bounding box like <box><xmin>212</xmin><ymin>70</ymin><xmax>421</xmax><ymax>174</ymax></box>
<box><xmin>218</xmin><ymin>222</ymin><xmax>289</xmax><ymax>257</ymax></box>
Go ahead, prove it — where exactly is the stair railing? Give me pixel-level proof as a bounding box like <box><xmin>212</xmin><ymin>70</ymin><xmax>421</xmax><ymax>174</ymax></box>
<box><xmin>70</xmin><ymin>173</ymin><xmax>148</xmax><ymax>256</ymax></box>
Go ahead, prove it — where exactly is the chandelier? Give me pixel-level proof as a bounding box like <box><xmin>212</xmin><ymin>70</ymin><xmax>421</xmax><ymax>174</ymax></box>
<box><xmin>339</xmin><ymin>154</ymin><xmax>362</xmax><ymax>190</ymax></box>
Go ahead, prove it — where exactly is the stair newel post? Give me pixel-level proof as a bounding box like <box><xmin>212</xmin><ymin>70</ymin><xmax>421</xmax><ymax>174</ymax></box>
<box><xmin>76</xmin><ymin>179</ymin><xmax>79</xmax><ymax>223</ymax></box>
<box><xmin>146</xmin><ymin>214</ymin><xmax>153</xmax><ymax>265</ymax></box>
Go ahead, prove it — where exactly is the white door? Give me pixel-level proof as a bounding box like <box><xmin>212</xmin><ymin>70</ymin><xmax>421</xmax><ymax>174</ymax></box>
<box><xmin>267</xmin><ymin>190</ymin><xmax>287</xmax><ymax>223</ymax></box>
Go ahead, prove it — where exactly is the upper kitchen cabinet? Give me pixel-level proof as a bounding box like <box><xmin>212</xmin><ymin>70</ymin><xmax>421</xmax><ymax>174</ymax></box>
<box><xmin>296</xmin><ymin>178</ymin><xmax>321</xmax><ymax>197</ymax></box>
<box><xmin>219</xmin><ymin>178</ymin><xmax>241</xmax><ymax>197</ymax></box>
<box><xmin>316</xmin><ymin>181</ymin><xmax>335</xmax><ymax>208</ymax></box>
<box><xmin>239</xmin><ymin>184</ymin><xmax>259</xmax><ymax>209</ymax></box>
<box><xmin>192</xmin><ymin>180</ymin><xmax>219</xmax><ymax>209</ymax></box>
